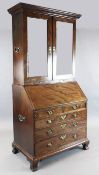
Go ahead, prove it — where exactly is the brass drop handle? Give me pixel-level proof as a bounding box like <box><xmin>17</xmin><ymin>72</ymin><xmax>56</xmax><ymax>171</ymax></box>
<box><xmin>14</xmin><ymin>47</ymin><xmax>20</xmax><ymax>53</ymax></box>
<box><xmin>60</xmin><ymin>114</ymin><xmax>67</xmax><ymax>120</ymax></box>
<box><xmin>47</xmin><ymin>119</ymin><xmax>52</xmax><ymax>124</ymax></box>
<box><xmin>72</xmin><ymin>114</ymin><xmax>77</xmax><ymax>118</ymax></box>
<box><xmin>47</xmin><ymin>129</ymin><xmax>53</xmax><ymax>135</ymax></box>
<box><xmin>47</xmin><ymin>142</ymin><xmax>52</xmax><ymax>147</ymax></box>
<box><xmin>47</xmin><ymin>110</ymin><xmax>53</xmax><ymax>115</ymax></box>
<box><xmin>73</xmin><ymin>134</ymin><xmax>77</xmax><ymax>139</ymax></box>
<box><xmin>73</xmin><ymin>122</ymin><xmax>78</xmax><ymax>127</ymax></box>
<box><xmin>60</xmin><ymin>123</ymin><xmax>67</xmax><ymax>129</ymax></box>
<box><xmin>60</xmin><ymin>134</ymin><xmax>66</xmax><ymax>140</ymax></box>
<box><xmin>72</xmin><ymin>104</ymin><xmax>78</xmax><ymax>110</ymax></box>
<box><xmin>18</xmin><ymin>114</ymin><xmax>26</xmax><ymax>122</ymax></box>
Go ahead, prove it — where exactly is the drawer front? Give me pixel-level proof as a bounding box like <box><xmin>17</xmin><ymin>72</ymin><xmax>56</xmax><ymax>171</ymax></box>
<box><xmin>34</xmin><ymin>101</ymin><xmax>86</xmax><ymax>120</ymax></box>
<box><xmin>35</xmin><ymin>118</ymin><xmax>86</xmax><ymax>143</ymax></box>
<box><xmin>35</xmin><ymin>109</ymin><xmax>87</xmax><ymax>130</ymax></box>
<box><xmin>35</xmin><ymin>127</ymin><xmax>87</xmax><ymax>156</ymax></box>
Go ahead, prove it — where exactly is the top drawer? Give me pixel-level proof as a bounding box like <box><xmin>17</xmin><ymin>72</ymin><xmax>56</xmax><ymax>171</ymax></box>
<box><xmin>34</xmin><ymin>101</ymin><xmax>86</xmax><ymax>120</ymax></box>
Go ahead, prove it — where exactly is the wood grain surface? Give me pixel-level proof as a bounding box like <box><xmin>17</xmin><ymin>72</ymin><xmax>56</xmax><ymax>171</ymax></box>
<box><xmin>25</xmin><ymin>82</ymin><xmax>87</xmax><ymax>109</ymax></box>
<box><xmin>35</xmin><ymin>127</ymin><xmax>86</xmax><ymax>156</ymax></box>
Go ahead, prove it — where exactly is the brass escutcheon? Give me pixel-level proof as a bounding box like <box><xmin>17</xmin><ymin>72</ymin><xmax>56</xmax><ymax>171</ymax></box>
<box><xmin>60</xmin><ymin>134</ymin><xmax>66</xmax><ymax>140</ymax></box>
<box><xmin>47</xmin><ymin>110</ymin><xmax>53</xmax><ymax>115</ymax></box>
<box><xmin>73</xmin><ymin>134</ymin><xmax>77</xmax><ymax>139</ymax></box>
<box><xmin>60</xmin><ymin>123</ymin><xmax>67</xmax><ymax>129</ymax></box>
<box><xmin>47</xmin><ymin>142</ymin><xmax>52</xmax><ymax>147</ymax></box>
<box><xmin>73</xmin><ymin>122</ymin><xmax>78</xmax><ymax>127</ymax></box>
<box><xmin>47</xmin><ymin>129</ymin><xmax>53</xmax><ymax>135</ymax></box>
<box><xmin>72</xmin><ymin>104</ymin><xmax>78</xmax><ymax>110</ymax></box>
<box><xmin>72</xmin><ymin>113</ymin><xmax>77</xmax><ymax>118</ymax></box>
<box><xmin>47</xmin><ymin>119</ymin><xmax>52</xmax><ymax>124</ymax></box>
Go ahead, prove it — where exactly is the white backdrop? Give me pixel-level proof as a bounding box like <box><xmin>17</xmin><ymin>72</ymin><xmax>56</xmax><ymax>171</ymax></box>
<box><xmin>0</xmin><ymin>30</ymin><xmax>12</xmax><ymax>127</ymax></box>
<box><xmin>0</xmin><ymin>0</ymin><xmax>99</xmax><ymax>126</ymax></box>
<box><xmin>1</xmin><ymin>1</ymin><xmax>99</xmax><ymax>175</ymax></box>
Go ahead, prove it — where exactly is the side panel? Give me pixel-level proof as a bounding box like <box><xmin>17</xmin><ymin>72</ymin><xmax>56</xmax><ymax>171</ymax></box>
<box><xmin>12</xmin><ymin>12</ymin><xmax>27</xmax><ymax>85</ymax></box>
<box><xmin>13</xmin><ymin>85</ymin><xmax>34</xmax><ymax>155</ymax></box>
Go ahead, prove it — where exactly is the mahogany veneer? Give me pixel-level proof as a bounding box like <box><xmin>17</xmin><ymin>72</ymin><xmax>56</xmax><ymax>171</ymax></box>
<box><xmin>8</xmin><ymin>3</ymin><xmax>89</xmax><ymax>171</ymax></box>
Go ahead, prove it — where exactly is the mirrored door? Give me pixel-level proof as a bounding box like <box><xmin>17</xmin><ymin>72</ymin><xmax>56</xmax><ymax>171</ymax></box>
<box><xmin>53</xmin><ymin>18</ymin><xmax>75</xmax><ymax>80</ymax></box>
<box><xmin>28</xmin><ymin>17</ymin><xmax>47</xmax><ymax>77</ymax></box>
<box><xmin>26</xmin><ymin>16</ymin><xmax>75</xmax><ymax>84</ymax></box>
<box><xmin>26</xmin><ymin>17</ymin><xmax>52</xmax><ymax>83</ymax></box>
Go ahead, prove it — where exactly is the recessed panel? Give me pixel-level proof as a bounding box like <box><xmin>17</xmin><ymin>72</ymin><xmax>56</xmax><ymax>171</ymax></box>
<box><xmin>27</xmin><ymin>17</ymin><xmax>48</xmax><ymax>77</ymax></box>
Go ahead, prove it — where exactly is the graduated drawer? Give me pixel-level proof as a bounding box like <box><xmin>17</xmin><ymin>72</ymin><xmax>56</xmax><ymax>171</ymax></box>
<box><xmin>35</xmin><ymin>109</ymin><xmax>87</xmax><ymax>130</ymax></box>
<box><xmin>34</xmin><ymin>101</ymin><xmax>86</xmax><ymax>120</ymax></box>
<box><xmin>35</xmin><ymin>127</ymin><xmax>87</xmax><ymax>156</ymax></box>
<box><xmin>35</xmin><ymin>118</ymin><xmax>86</xmax><ymax>143</ymax></box>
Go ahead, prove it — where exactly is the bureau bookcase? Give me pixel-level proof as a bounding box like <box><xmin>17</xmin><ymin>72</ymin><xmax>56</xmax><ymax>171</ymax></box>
<box><xmin>8</xmin><ymin>3</ymin><xmax>89</xmax><ymax>171</ymax></box>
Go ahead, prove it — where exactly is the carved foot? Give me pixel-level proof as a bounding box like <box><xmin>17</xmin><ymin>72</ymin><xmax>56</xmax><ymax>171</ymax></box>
<box><xmin>12</xmin><ymin>147</ymin><xmax>19</xmax><ymax>154</ymax></box>
<box><xmin>82</xmin><ymin>141</ymin><xmax>89</xmax><ymax>150</ymax></box>
<box><xmin>30</xmin><ymin>160</ymin><xmax>39</xmax><ymax>172</ymax></box>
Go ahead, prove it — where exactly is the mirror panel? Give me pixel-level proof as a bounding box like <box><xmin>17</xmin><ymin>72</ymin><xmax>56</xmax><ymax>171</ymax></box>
<box><xmin>27</xmin><ymin>17</ymin><xmax>48</xmax><ymax>77</ymax></box>
<box><xmin>56</xmin><ymin>22</ymin><xmax>73</xmax><ymax>76</ymax></box>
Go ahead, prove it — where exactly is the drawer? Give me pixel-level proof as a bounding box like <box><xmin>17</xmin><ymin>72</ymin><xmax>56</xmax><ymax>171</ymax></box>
<box><xmin>35</xmin><ymin>118</ymin><xmax>86</xmax><ymax>142</ymax></box>
<box><xmin>34</xmin><ymin>101</ymin><xmax>86</xmax><ymax>120</ymax></box>
<box><xmin>35</xmin><ymin>109</ymin><xmax>87</xmax><ymax>130</ymax></box>
<box><xmin>35</xmin><ymin>127</ymin><xmax>87</xmax><ymax>156</ymax></box>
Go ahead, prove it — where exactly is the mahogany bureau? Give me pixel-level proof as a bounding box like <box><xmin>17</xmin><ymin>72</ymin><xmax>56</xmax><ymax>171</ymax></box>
<box><xmin>8</xmin><ymin>3</ymin><xmax>89</xmax><ymax>171</ymax></box>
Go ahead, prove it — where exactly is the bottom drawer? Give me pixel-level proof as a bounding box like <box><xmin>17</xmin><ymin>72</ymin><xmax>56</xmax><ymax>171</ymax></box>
<box><xmin>35</xmin><ymin>127</ymin><xmax>87</xmax><ymax>156</ymax></box>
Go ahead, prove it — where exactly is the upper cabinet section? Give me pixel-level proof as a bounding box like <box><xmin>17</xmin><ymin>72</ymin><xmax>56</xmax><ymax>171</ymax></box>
<box><xmin>8</xmin><ymin>3</ymin><xmax>81</xmax><ymax>85</ymax></box>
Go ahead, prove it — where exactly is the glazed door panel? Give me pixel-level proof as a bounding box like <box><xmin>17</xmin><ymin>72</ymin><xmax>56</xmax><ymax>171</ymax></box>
<box><xmin>27</xmin><ymin>18</ymin><xmax>48</xmax><ymax>77</ymax></box>
<box><xmin>56</xmin><ymin>21</ymin><xmax>73</xmax><ymax>76</ymax></box>
<box><xmin>53</xmin><ymin>18</ymin><xmax>75</xmax><ymax>80</ymax></box>
<box><xmin>26</xmin><ymin>17</ymin><xmax>53</xmax><ymax>84</ymax></box>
